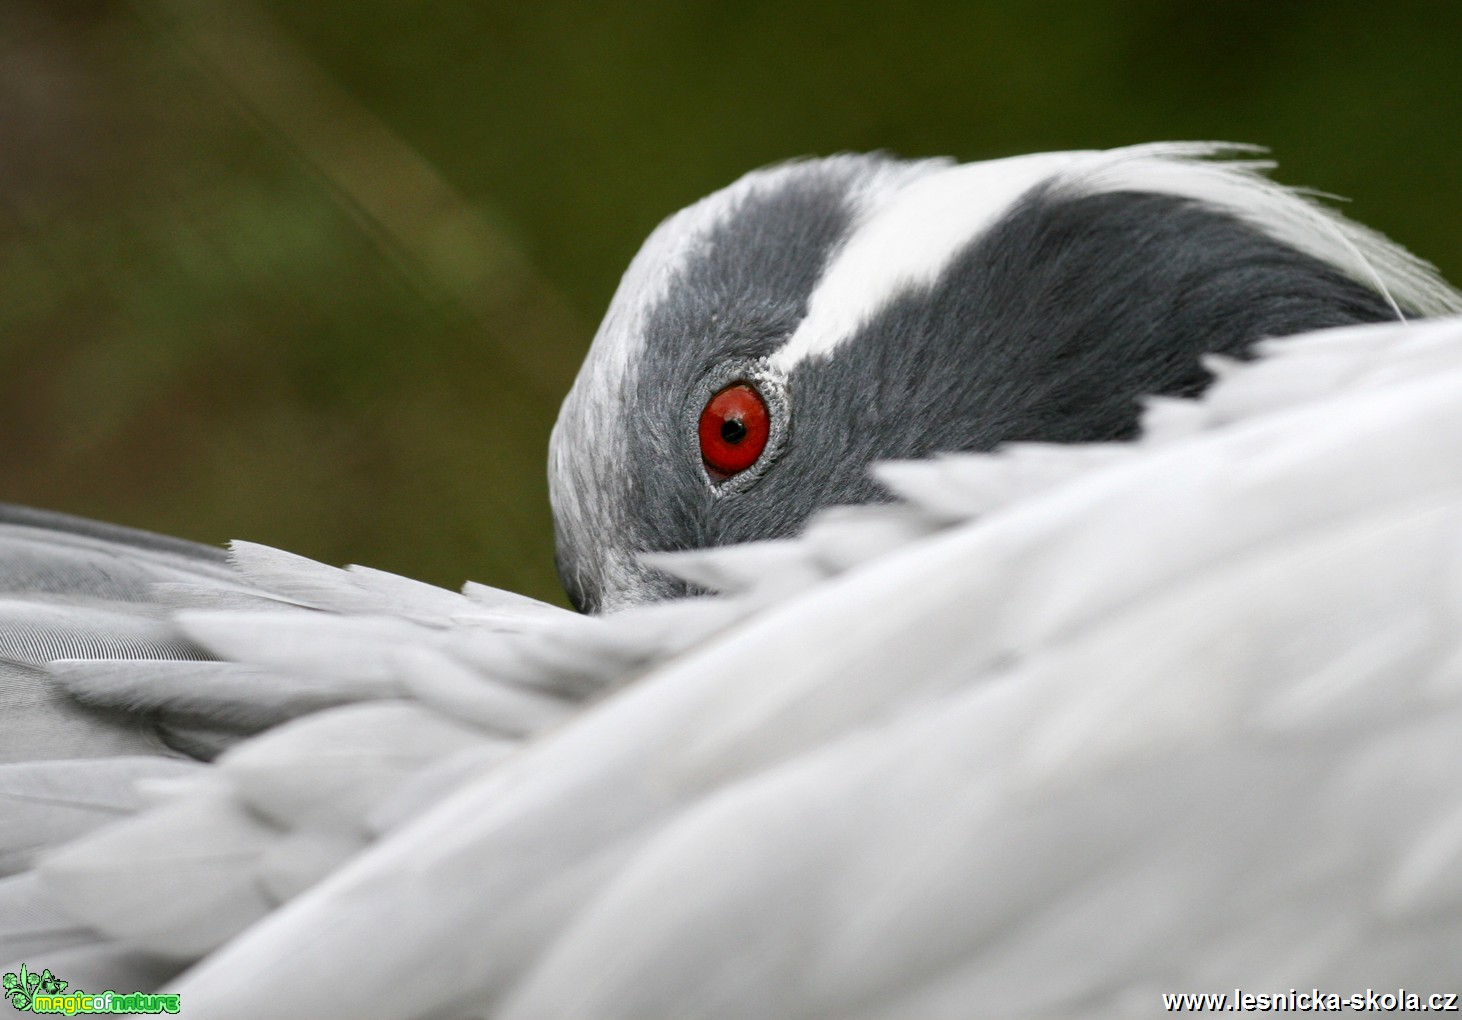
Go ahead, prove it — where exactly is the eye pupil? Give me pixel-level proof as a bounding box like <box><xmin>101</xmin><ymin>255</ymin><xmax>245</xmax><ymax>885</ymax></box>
<box><xmin>698</xmin><ymin>382</ymin><xmax>771</xmax><ymax>479</ymax></box>
<box><xmin>720</xmin><ymin>419</ymin><xmax>748</xmax><ymax>444</ymax></box>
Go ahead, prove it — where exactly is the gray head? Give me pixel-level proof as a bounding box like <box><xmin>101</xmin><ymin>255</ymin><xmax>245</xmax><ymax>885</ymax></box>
<box><xmin>550</xmin><ymin>142</ymin><xmax>1462</xmax><ymax>613</ymax></box>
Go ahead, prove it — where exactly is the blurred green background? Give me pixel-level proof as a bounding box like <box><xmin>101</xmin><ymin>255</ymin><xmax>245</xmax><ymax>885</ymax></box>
<box><xmin>3</xmin><ymin>0</ymin><xmax>1459</xmax><ymax>605</ymax></box>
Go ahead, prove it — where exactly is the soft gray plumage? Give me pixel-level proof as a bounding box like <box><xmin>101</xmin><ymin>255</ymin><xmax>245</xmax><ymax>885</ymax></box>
<box><xmin>3</xmin><ymin>143</ymin><xmax>1462</xmax><ymax>1017</ymax></box>
<box><xmin>550</xmin><ymin>143</ymin><xmax>1458</xmax><ymax>612</ymax></box>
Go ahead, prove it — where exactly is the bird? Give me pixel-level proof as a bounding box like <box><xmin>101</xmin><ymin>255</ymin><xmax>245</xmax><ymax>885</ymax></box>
<box><xmin>3</xmin><ymin>141</ymin><xmax>1462</xmax><ymax>1018</ymax></box>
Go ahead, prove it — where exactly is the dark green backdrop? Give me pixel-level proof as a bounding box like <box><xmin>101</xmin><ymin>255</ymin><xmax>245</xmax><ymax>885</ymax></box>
<box><xmin>4</xmin><ymin>0</ymin><xmax>1459</xmax><ymax>604</ymax></box>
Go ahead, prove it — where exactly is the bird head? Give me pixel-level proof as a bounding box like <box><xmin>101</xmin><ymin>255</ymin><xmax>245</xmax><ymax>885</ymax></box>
<box><xmin>549</xmin><ymin>143</ymin><xmax>1461</xmax><ymax>613</ymax></box>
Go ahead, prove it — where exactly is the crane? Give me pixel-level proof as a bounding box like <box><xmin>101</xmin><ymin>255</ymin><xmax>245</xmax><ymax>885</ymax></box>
<box><xmin>3</xmin><ymin>142</ymin><xmax>1462</xmax><ymax>1018</ymax></box>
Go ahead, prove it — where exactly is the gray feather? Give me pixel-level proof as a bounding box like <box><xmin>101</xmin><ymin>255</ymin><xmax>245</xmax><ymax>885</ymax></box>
<box><xmin>0</xmin><ymin>758</ymin><xmax>201</xmax><ymax>875</ymax></box>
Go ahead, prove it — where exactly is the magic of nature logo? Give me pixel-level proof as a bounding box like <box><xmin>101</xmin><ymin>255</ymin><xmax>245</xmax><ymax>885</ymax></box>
<box><xmin>2</xmin><ymin>965</ymin><xmax>179</xmax><ymax>1015</ymax></box>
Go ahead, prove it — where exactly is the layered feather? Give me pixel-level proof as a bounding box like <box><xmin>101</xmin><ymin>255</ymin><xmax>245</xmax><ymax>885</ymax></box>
<box><xmin>0</xmin><ymin>315</ymin><xmax>1451</xmax><ymax>1016</ymax></box>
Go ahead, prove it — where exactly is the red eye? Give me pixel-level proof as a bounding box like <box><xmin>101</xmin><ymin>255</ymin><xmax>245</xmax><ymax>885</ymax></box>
<box><xmin>698</xmin><ymin>383</ymin><xmax>770</xmax><ymax>479</ymax></box>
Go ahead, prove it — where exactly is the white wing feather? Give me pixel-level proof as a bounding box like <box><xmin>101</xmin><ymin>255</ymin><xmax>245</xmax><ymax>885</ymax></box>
<box><xmin>8</xmin><ymin>315</ymin><xmax>1462</xmax><ymax>1017</ymax></box>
